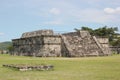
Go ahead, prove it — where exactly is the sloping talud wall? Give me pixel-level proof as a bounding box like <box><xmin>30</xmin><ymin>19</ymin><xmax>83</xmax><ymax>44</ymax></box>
<box><xmin>62</xmin><ymin>31</ymin><xmax>111</xmax><ymax>57</ymax></box>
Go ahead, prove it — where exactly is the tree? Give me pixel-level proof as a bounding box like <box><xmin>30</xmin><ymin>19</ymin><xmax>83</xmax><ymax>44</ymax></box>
<box><xmin>94</xmin><ymin>26</ymin><xmax>118</xmax><ymax>37</ymax></box>
<box><xmin>7</xmin><ymin>45</ymin><xmax>14</xmax><ymax>54</ymax></box>
<box><xmin>110</xmin><ymin>37</ymin><xmax>120</xmax><ymax>46</ymax></box>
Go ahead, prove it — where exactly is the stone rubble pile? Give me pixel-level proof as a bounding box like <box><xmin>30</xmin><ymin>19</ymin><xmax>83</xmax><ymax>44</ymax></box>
<box><xmin>3</xmin><ymin>64</ymin><xmax>54</xmax><ymax>71</ymax></box>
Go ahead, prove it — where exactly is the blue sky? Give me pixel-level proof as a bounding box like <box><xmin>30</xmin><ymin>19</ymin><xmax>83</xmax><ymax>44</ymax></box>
<box><xmin>0</xmin><ymin>0</ymin><xmax>120</xmax><ymax>42</ymax></box>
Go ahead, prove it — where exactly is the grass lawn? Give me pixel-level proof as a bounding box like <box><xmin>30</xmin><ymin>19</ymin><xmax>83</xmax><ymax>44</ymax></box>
<box><xmin>0</xmin><ymin>54</ymin><xmax>120</xmax><ymax>80</ymax></box>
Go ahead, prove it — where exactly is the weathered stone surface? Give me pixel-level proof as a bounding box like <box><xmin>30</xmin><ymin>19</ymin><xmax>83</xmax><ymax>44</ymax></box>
<box><xmin>12</xmin><ymin>30</ymin><xmax>111</xmax><ymax>57</ymax></box>
<box><xmin>13</xmin><ymin>35</ymin><xmax>61</xmax><ymax>57</ymax></box>
<box><xmin>21</xmin><ymin>30</ymin><xmax>54</xmax><ymax>38</ymax></box>
<box><xmin>62</xmin><ymin>32</ymin><xmax>101</xmax><ymax>57</ymax></box>
<box><xmin>3</xmin><ymin>64</ymin><xmax>54</xmax><ymax>71</ymax></box>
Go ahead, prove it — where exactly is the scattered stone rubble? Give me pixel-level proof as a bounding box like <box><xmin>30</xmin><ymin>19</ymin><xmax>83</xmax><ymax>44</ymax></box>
<box><xmin>12</xmin><ymin>29</ymin><xmax>111</xmax><ymax>57</ymax></box>
<box><xmin>3</xmin><ymin>64</ymin><xmax>54</xmax><ymax>71</ymax></box>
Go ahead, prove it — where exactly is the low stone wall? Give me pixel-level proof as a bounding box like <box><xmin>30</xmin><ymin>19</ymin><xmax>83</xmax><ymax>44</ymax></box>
<box><xmin>110</xmin><ymin>46</ymin><xmax>120</xmax><ymax>54</ymax></box>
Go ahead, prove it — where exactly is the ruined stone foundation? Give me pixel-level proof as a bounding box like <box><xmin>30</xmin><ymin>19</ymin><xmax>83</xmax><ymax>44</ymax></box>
<box><xmin>12</xmin><ymin>30</ymin><xmax>111</xmax><ymax>57</ymax></box>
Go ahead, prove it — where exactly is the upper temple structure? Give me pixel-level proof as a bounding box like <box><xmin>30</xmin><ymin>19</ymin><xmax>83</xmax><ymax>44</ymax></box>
<box><xmin>12</xmin><ymin>29</ymin><xmax>111</xmax><ymax>57</ymax></box>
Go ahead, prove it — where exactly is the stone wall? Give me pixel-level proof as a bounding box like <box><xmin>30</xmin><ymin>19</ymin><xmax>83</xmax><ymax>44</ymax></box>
<box><xmin>13</xmin><ymin>35</ymin><xmax>61</xmax><ymax>57</ymax></box>
<box><xmin>96</xmin><ymin>37</ymin><xmax>111</xmax><ymax>55</ymax></box>
<box><xmin>12</xmin><ymin>30</ymin><xmax>111</xmax><ymax>57</ymax></box>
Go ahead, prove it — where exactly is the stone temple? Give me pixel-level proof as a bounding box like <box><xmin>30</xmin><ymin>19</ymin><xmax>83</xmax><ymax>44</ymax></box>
<box><xmin>12</xmin><ymin>30</ymin><xmax>111</xmax><ymax>57</ymax></box>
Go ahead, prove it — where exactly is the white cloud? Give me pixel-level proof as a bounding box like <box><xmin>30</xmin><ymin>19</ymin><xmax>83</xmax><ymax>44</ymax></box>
<box><xmin>104</xmin><ymin>8</ymin><xmax>115</xmax><ymax>14</ymax></box>
<box><xmin>104</xmin><ymin>7</ymin><xmax>120</xmax><ymax>14</ymax></box>
<box><xmin>50</xmin><ymin>8</ymin><xmax>61</xmax><ymax>15</ymax></box>
<box><xmin>0</xmin><ymin>32</ymin><xmax>4</xmax><ymax>36</ymax></box>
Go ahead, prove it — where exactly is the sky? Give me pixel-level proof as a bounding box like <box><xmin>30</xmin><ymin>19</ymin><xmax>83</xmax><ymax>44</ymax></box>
<box><xmin>0</xmin><ymin>0</ymin><xmax>120</xmax><ymax>42</ymax></box>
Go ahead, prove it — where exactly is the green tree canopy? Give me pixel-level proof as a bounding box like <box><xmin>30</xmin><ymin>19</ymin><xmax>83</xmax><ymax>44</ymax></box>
<box><xmin>94</xmin><ymin>26</ymin><xmax>118</xmax><ymax>37</ymax></box>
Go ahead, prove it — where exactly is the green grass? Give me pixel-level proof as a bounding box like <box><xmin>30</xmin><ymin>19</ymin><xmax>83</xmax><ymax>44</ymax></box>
<box><xmin>0</xmin><ymin>54</ymin><xmax>120</xmax><ymax>80</ymax></box>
